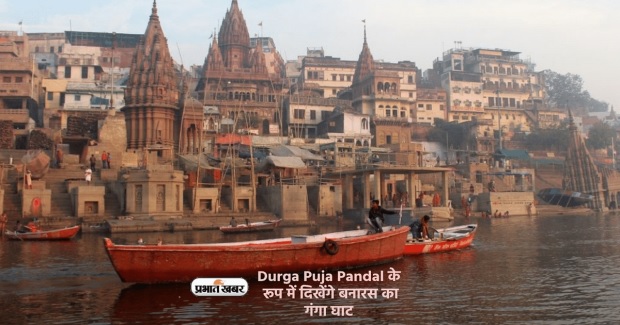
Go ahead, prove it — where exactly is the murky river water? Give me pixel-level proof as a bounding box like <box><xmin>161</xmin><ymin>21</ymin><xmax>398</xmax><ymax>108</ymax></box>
<box><xmin>1</xmin><ymin>213</ymin><xmax>620</xmax><ymax>324</ymax></box>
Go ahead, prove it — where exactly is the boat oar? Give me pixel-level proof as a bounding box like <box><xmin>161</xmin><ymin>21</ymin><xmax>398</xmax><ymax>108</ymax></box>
<box><xmin>399</xmin><ymin>203</ymin><xmax>403</xmax><ymax>225</ymax></box>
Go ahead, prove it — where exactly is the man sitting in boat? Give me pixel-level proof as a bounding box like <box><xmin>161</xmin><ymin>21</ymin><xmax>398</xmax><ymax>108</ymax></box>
<box><xmin>14</xmin><ymin>220</ymin><xmax>29</xmax><ymax>233</ymax></box>
<box><xmin>230</xmin><ymin>217</ymin><xmax>237</xmax><ymax>227</ymax></box>
<box><xmin>367</xmin><ymin>199</ymin><xmax>396</xmax><ymax>233</ymax></box>
<box><xmin>409</xmin><ymin>215</ymin><xmax>431</xmax><ymax>240</ymax></box>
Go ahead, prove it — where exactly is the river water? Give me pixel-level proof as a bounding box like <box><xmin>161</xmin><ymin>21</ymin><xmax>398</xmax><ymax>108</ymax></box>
<box><xmin>1</xmin><ymin>213</ymin><xmax>620</xmax><ymax>324</ymax></box>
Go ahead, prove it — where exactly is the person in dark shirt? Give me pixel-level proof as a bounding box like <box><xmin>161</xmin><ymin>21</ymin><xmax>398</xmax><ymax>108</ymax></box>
<box><xmin>367</xmin><ymin>199</ymin><xmax>396</xmax><ymax>233</ymax></box>
<box><xmin>409</xmin><ymin>215</ymin><xmax>431</xmax><ymax>240</ymax></box>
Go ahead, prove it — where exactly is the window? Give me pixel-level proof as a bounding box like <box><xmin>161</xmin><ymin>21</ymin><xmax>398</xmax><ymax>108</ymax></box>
<box><xmin>81</xmin><ymin>66</ymin><xmax>88</xmax><ymax>79</ymax></box>
<box><xmin>58</xmin><ymin>46</ymin><xmax>62</xmax><ymax>53</ymax></box>
<box><xmin>408</xmin><ymin>75</ymin><xmax>414</xmax><ymax>84</ymax></box>
<box><xmin>418</xmin><ymin>104</ymin><xmax>424</xmax><ymax>109</ymax></box>
<box><xmin>2</xmin><ymin>77</ymin><xmax>10</xmax><ymax>83</ymax></box>
<box><xmin>426</xmin><ymin>104</ymin><xmax>432</xmax><ymax>110</ymax></box>
<box><xmin>339</xmin><ymin>74</ymin><xmax>344</xmax><ymax>81</ymax></box>
<box><xmin>332</xmin><ymin>89</ymin><xmax>337</xmax><ymax>95</ymax></box>
<box><xmin>440</xmin><ymin>105</ymin><xmax>445</xmax><ymax>111</ymax></box>
<box><xmin>386</xmin><ymin>109</ymin><xmax>391</xmax><ymax>117</ymax></box>
<box><xmin>64</xmin><ymin>66</ymin><xmax>71</xmax><ymax>78</ymax></box>
<box><xmin>47</xmin><ymin>92</ymin><xmax>53</xmax><ymax>100</ymax></box>
<box><xmin>321</xmin><ymin>111</ymin><xmax>329</xmax><ymax>120</ymax></box>
<box><xmin>75</xmin><ymin>94</ymin><xmax>81</xmax><ymax>101</ymax></box>
<box><xmin>293</xmin><ymin>109</ymin><xmax>305</xmax><ymax>119</ymax></box>
<box><xmin>329</xmin><ymin>121</ymin><xmax>336</xmax><ymax>127</ymax></box>
<box><xmin>15</xmin><ymin>77</ymin><xmax>23</xmax><ymax>83</ymax></box>
<box><xmin>347</xmin><ymin>75</ymin><xmax>352</xmax><ymax>81</ymax></box>
<box><xmin>50</xmin><ymin>46</ymin><xmax>54</xmax><ymax>53</ymax></box>
<box><xmin>409</xmin><ymin>92</ymin><xmax>413</xmax><ymax>98</ymax></box>
<box><xmin>310</xmin><ymin>110</ymin><xmax>316</xmax><ymax>120</ymax></box>
<box><xmin>362</xmin><ymin>118</ymin><xmax>368</xmax><ymax>129</ymax></box>
<box><xmin>332</xmin><ymin>74</ymin><xmax>336</xmax><ymax>81</ymax></box>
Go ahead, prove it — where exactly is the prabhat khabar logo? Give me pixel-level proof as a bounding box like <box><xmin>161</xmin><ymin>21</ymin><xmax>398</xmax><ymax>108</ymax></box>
<box><xmin>191</xmin><ymin>278</ymin><xmax>248</xmax><ymax>296</ymax></box>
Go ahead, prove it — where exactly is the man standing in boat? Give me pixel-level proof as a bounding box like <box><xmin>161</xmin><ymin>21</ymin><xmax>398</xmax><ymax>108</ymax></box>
<box><xmin>367</xmin><ymin>199</ymin><xmax>396</xmax><ymax>233</ymax></box>
<box><xmin>229</xmin><ymin>217</ymin><xmax>237</xmax><ymax>227</ymax></box>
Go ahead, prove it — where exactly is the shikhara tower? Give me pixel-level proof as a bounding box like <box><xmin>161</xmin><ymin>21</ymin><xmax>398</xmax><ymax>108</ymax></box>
<box><xmin>563</xmin><ymin>110</ymin><xmax>605</xmax><ymax>210</ymax></box>
<box><xmin>123</xmin><ymin>0</ymin><xmax>180</xmax><ymax>152</ymax></box>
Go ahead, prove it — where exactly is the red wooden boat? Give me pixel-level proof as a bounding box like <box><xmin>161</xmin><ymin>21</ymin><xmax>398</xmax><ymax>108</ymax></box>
<box><xmin>5</xmin><ymin>225</ymin><xmax>81</xmax><ymax>241</ymax></box>
<box><xmin>219</xmin><ymin>219</ymin><xmax>281</xmax><ymax>233</ymax></box>
<box><xmin>403</xmin><ymin>224</ymin><xmax>477</xmax><ymax>255</ymax></box>
<box><xmin>103</xmin><ymin>225</ymin><xmax>410</xmax><ymax>283</ymax></box>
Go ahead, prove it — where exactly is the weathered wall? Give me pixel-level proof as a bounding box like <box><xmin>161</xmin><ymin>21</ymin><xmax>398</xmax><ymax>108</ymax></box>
<box><xmin>308</xmin><ymin>184</ymin><xmax>342</xmax><ymax>217</ymax></box>
<box><xmin>476</xmin><ymin>192</ymin><xmax>535</xmax><ymax>216</ymax></box>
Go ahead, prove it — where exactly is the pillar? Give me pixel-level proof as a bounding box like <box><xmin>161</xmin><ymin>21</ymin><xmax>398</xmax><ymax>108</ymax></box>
<box><xmin>408</xmin><ymin>172</ymin><xmax>416</xmax><ymax>209</ymax></box>
<box><xmin>344</xmin><ymin>174</ymin><xmax>353</xmax><ymax>209</ymax></box>
<box><xmin>363</xmin><ymin>172</ymin><xmax>371</xmax><ymax>209</ymax></box>
<box><xmin>442</xmin><ymin>170</ymin><xmax>449</xmax><ymax>207</ymax></box>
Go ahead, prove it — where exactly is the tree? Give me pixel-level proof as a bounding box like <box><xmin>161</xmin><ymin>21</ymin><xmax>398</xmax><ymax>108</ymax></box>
<box><xmin>525</xmin><ymin>121</ymin><xmax>569</xmax><ymax>152</ymax></box>
<box><xmin>586</xmin><ymin>122</ymin><xmax>616</xmax><ymax>150</ymax></box>
<box><xmin>543</xmin><ymin>70</ymin><xmax>608</xmax><ymax>113</ymax></box>
<box><xmin>427</xmin><ymin>119</ymin><xmax>467</xmax><ymax>149</ymax></box>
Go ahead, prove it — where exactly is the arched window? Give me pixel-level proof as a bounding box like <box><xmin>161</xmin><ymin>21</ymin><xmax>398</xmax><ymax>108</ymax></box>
<box><xmin>377</xmin><ymin>82</ymin><xmax>384</xmax><ymax>93</ymax></box>
<box><xmin>384</xmin><ymin>82</ymin><xmax>390</xmax><ymax>92</ymax></box>
<box><xmin>391</xmin><ymin>83</ymin><xmax>397</xmax><ymax>93</ymax></box>
<box><xmin>361</xmin><ymin>118</ymin><xmax>368</xmax><ymax>130</ymax></box>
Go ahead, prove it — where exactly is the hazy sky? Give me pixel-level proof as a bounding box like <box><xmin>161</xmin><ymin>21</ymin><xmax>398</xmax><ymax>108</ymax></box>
<box><xmin>1</xmin><ymin>0</ymin><xmax>618</xmax><ymax>109</ymax></box>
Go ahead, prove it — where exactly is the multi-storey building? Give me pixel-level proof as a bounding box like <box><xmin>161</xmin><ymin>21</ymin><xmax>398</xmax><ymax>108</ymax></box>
<box><xmin>0</xmin><ymin>31</ymin><xmax>41</xmax><ymax>141</ymax></box>
<box><xmin>435</xmin><ymin>47</ymin><xmax>546</xmax><ymax>147</ymax></box>
<box><xmin>316</xmin><ymin>107</ymin><xmax>372</xmax><ymax>146</ymax></box>
<box><xmin>414</xmin><ymin>87</ymin><xmax>447</xmax><ymax>125</ymax></box>
<box><xmin>297</xmin><ymin>50</ymin><xmax>356</xmax><ymax>99</ymax></box>
<box><xmin>31</xmin><ymin>31</ymin><xmax>140</xmax><ymax>129</ymax></box>
<box><xmin>282</xmin><ymin>95</ymin><xmax>351</xmax><ymax>138</ymax></box>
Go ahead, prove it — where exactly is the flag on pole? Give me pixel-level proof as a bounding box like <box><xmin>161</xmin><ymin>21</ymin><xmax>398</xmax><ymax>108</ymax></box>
<box><xmin>258</xmin><ymin>21</ymin><xmax>263</xmax><ymax>27</ymax></box>
<box><xmin>18</xmin><ymin>20</ymin><xmax>23</xmax><ymax>26</ymax></box>
<box><xmin>361</xmin><ymin>19</ymin><xmax>366</xmax><ymax>23</ymax></box>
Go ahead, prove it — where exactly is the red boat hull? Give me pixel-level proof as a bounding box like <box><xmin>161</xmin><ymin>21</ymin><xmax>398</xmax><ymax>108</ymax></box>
<box><xmin>219</xmin><ymin>219</ymin><xmax>281</xmax><ymax>233</ymax></box>
<box><xmin>403</xmin><ymin>224</ymin><xmax>477</xmax><ymax>255</ymax></box>
<box><xmin>104</xmin><ymin>226</ymin><xmax>410</xmax><ymax>283</ymax></box>
<box><xmin>5</xmin><ymin>225</ymin><xmax>81</xmax><ymax>241</ymax></box>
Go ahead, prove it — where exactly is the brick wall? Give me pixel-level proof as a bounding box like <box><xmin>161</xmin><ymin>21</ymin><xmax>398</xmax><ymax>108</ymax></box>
<box><xmin>65</xmin><ymin>111</ymin><xmax>109</xmax><ymax>138</ymax></box>
<box><xmin>0</xmin><ymin>120</ymin><xmax>14</xmax><ymax>149</ymax></box>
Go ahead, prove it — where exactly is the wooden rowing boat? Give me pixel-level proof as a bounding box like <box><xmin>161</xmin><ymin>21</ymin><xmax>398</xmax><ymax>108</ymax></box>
<box><xmin>103</xmin><ymin>226</ymin><xmax>410</xmax><ymax>283</ymax></box>
<box><xmin>219</xmin><ymin>219</ymin><xmax>281</xmax><ymax>233</ymax></box>
<box><xmin>5</xmin><ymin>225</ymin><xmax>81</xmax><ymax>241</ymax></box>
<box><xmin>403</xmin><ymin>224</ymin><xmax>477</xmax><ymax>255</ymax></box>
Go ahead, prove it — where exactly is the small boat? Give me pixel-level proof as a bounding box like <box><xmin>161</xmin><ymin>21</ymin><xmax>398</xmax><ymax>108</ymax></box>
<box><xmin>5</xmin><ymin>225</ymin><xmax>81</xmax><ymax>241</ymax></box>
<box><xmin>403</xmin><ymin>224</ymin><xmax>477</xmax><ymax>255</ymax></box>
<box><xmin>103</xmin><ymin>225</ymin><xmax>410</xmax><ymax>283</ymax></box>
<box><xmin>219</xmin><ymin>219</ymin><xmax>282</xmax><ymax>233</ymax></box>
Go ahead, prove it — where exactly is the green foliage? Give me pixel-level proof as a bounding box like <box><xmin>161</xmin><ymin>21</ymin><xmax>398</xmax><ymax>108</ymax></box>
<box><xmin>586</xmin><ymin>122</ymin><xmax>616</xmax><ymax>150</ymax></box>
<box><xmin>525</xmin><ymin>121</ymin><xmax>569</xmax><ymax>152</ymax></box>
<box><xmin>427</xmin><ymin>119</ymin><xmax>467</xmax><ymax>149</ymax></box>
<box><xmin>543</xmin><ymin>70</ymin><xmax>608</xmax><ymax>112</ymax></box>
